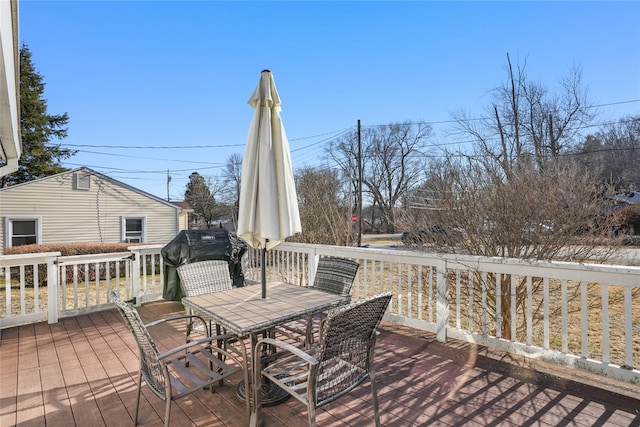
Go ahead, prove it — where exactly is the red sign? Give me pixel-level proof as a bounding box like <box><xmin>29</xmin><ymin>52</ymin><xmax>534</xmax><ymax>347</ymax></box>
<box><xmin>351</xmin><ymin>215</ymin><xmax>357</xmax><ymax>223</ymax></box>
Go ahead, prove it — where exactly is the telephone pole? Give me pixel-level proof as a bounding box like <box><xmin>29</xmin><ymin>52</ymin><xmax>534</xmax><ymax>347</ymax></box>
<box><xmin>167</xmin><ymin>169</ymin><xmax>171</xmax><ymax>201</ymax></box>
<box><xmin>357</xmin><ymin>120</ymin><xmax>363</xmax><ymax>247</ymax></box>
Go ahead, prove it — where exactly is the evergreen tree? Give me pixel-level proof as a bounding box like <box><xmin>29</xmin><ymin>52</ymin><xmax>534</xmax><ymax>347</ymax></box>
<box><xmin>0</xmin><ymin>44</ymin><xmax>74</xmax><ymax>187</ymax></box>
<box><xmin>185</xmin><ymin>172</ymin><xmax>218</xmax><ymax>228</ymax></box>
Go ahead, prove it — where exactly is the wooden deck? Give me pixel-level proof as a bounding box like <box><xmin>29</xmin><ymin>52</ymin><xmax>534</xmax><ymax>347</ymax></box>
<box><xmin>1</xmin><ymin>300</ymin><xmax>639</xmax><ymax>427</ymax></box>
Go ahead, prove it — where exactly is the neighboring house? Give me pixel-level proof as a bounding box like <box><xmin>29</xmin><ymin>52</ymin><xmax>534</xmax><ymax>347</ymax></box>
<box><xmin>0</xmin><ymin>0</ymin><xmax>21</xmax><ymax>177</ymax></box>
<box><xmin>0</xmin><ymin>167</ymin><xmax>189</xmax><ymax>253</ymax></box>
<box><xmin>170</xmin><ymin>200</ymin><xmax>194</xmax><ymax>231</ymax></box>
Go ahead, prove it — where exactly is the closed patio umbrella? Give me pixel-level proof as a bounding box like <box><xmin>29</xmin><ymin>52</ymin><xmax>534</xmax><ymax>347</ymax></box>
<box><xmin>237</xmin><ymin>70</ymin><xmax>301</xmax><ymax>298</ymax></box>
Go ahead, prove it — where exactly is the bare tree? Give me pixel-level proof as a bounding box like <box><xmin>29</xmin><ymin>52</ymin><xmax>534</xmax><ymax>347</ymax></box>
<box><xmin>328</xmin><ymin>121</ymin><xmax>432</xmax><ymax>232</ymax></box>
<box><xmin>220</xmin><ymin>153</ymin><xmax>243</xmax><ymax>228</ymax></box>
<box><xmin>402</xmin><ymin>158</ymin><xmax>616</xmax><ymax>258</ymax></box>
<box><xmin>398</xmin><ymin>53</ymin><xmax>625</xmax><ymax>343</ymax></box>
<box><xmin>575</xmin><ymin>116</ymin><xmax>640</xmax><ymax>189</ymax></box>
<box><xmin>399</xmin><ymin>157</ymin><xmax>620</xmax><ymax>339</ymax></box>
<box><xmin>290</xmin><ymin>167</ymin><xmax>351</xmax><ymax>245</ymax></box>
<box><xmin>452</xmin><ymin>53</ymin><xmax>595</xmax><ymax>181</ymax></box>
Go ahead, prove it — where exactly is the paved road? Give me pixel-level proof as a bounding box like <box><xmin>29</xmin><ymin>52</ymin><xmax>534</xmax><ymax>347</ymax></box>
<box><xmin>362</xmin><ymin>234</ymin><xmax>640</xmax><ymax>266</ymax></box>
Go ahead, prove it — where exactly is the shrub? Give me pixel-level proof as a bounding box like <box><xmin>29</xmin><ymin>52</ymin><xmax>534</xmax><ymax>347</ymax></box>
<box><xmin>5</xmin><ymin>242</ymin><xmax>144</xmax><ymax>256</ymax></box>
<box><xmin>3</xmin><ymin>242</ymin><xmax>150</xmax><ymax>287</ymax></box>
<box><xmin>612</xmin><ymin>204</ymin><xmax>640</xmax><ymax>235</ymax></box>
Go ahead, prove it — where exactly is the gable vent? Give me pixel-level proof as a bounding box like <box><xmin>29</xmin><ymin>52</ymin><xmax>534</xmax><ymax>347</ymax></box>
<box><xmin>74</xmin><ymin>172</ymin><xmax>91</xmax><ymax>190</ymax></box>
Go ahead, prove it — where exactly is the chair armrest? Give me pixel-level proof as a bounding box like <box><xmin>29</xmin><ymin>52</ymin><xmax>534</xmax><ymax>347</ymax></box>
<box><xmin>254</xmin><ymin>337</ymin><xmax>319</xmax><ymax>365</ymax></box>
<box><xmin>144</xmin><ymin>313</ymin><xmax>206</xmax><ymax>328</ymax></box>
<box><xmin>157</xmin><ymin>333</ymin><xmax>241</xmax><ymax>360</ymax></box>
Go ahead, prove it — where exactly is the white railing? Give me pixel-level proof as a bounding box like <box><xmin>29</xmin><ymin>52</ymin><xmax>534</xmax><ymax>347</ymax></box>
<box><xmin>243</xmin><ymin>242</ymin><xmax>640</xmax><ymax>385</ymax></box>
<box><xmin>57</xmin><ymin>251</ymin><xmax>133</xmax><ymax>318</ymax></box>
<box><xmin>1</xmin><ymin>243</ymin><xmax>638</xmax><ymax>385</ymax></box>
<box><xmin>0</xmin><ymin>246</ymin><xmax>165</xmax><ymax>328</ymax></box>
<box><xmin>0</xmin><ymin>252</ymin><xmax>60</xmax><ymax>328</ymax></box>
<box><xmin>130</xmin><ymin>244</ymin><xmax>165</xmax><ymax>303</ymax></box>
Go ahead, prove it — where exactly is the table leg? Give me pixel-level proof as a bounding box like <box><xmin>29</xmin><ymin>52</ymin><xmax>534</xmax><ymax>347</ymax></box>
<box><xmin>236</xmin><ymin>329</ymin><xmax>290</xmax><ymax>406</ymax></box>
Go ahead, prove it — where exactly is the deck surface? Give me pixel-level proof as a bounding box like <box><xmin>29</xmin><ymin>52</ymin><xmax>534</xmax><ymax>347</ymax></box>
<box><xmin>1</xmin><ymin>300</ymin><xmax>639</xmax><ymax>426</ymax></box>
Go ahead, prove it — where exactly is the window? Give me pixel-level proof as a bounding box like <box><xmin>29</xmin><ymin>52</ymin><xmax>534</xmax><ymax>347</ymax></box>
<box><xmin>74</xmin><ymin>171</ymin><xmax>91</xmax><ymax>190</ymax></box>
<box><xmin>122</xmin><ymin>216</ymin><xmax>145</xmax><ymax>243</ymax></box>
<box><xmin>5</xmin><ymin>217</ymin><xmax>41</xmax><ymax>248</ymax></box>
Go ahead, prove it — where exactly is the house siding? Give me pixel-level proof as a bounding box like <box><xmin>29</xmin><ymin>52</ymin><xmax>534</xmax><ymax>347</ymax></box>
<box><xmin>0</xmin><ymin>169</ymin><xmax>182</xmax><ymax>253</ymax></box>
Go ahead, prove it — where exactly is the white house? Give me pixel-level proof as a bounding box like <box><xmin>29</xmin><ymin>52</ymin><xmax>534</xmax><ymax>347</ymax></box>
<box><xmin>0</xmin><ymin>167</ymin><xmax>188</xmax><ymax>253</ymax></box>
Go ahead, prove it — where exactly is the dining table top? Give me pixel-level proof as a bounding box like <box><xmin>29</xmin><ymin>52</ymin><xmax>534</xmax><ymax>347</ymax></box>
<box><xmin>181</xmin><ymin>281</ymin><xmax>350</xmax><ymax>338</ymax></box>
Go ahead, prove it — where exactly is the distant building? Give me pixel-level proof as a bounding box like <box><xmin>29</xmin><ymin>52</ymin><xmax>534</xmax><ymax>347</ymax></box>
<box><xmin>0</xmin><ymin>167</ymin><xmax>189</xmax><ymax>253</ymax></box>
<box><xmin>170</xmin><ymin>200</ymin><xmax>194</xmax><ymax>231</ymax></box>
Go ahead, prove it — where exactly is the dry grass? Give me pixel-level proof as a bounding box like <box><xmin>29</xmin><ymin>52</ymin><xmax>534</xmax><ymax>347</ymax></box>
<box><xmin>1</xmin><ymin>276</ymin><xmax>137</xmax><ymax>318</ymax></box>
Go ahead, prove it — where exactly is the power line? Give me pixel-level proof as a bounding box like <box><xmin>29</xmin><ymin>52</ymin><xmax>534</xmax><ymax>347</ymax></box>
<box><xmin>56</xmin><ymin>101</ymin><xmax>637</xmax><ymax>176</ymax></box>
<box><xmin>71</xmin><ymin>149</ymin><xmax>227</xmax><ymax>165</ymax></box>
<box><xmin>63</xmin><ymin>162</ymin><xmax>227</xmax><ymax>174</ymax></box>
<box><xmin>362</xmin><ymin>99</ymin><xmax>640</xmax><ymax>129</ymax></box>
<box><xmin>53</xmin><ymin>143</ymin><xmax>245</xmax><ymax>149</ymax></box>
<box><xmin>46</xmin><ymin>99</ymin><xmax>637</xmax><ymax>152</ymax></box>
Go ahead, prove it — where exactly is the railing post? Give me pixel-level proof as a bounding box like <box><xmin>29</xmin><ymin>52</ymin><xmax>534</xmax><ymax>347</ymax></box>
<box><xmin>48</xmin><ymin>256</ymin><xmax>59</xmax><ymax>324</ymax></box>
<box><xmin>308</xmin><ymin>247</ymin><xmax>320</xmax><ymax>286</ymax></box>
<box><xmin>435</xmin><ymin>258</ymin><xmax>449</xmax><ymax>342</ymax></box>
<box><xmin>130</xmin><ymin>249</ymin><xmax>141</xmax><ymax>306</ymax></box>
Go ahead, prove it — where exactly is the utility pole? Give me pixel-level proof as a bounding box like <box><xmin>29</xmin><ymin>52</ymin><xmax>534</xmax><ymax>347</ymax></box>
<box><xmin>167</xmin><ymin>169</ymin><xmax>171</xmax><ymax>201</ymax></box>
<box><xmin>357</xmin><ymin>119</ymin><xmax>363</xmax><ymax>247</ymax></box>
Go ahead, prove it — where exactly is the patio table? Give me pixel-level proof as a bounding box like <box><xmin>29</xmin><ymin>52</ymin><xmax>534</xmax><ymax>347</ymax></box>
<box><xmin>181</xmin><ymin>281</ymin><xmax>350</xmax><ymax>406</ymax></box>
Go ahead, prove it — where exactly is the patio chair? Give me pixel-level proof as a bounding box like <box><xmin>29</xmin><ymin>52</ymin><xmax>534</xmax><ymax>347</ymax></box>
<box><xmin>251</xmin><ymin>291</ymin><xmax>392</xmax><ymax>427</ymax></box>
<box><xmin>109</xmin><ymin>291</ymin><xmax>250</xmax><ymax>426</ymax></box>
<box><xmin>311</xmin><ymin>256</ymin><xmax>360</xmax><ymax>296</ymax></box>
<box><xmin>177</xmin><ymin>260</ymin><xmax>233</xmax><ymax>341</ymax></box>
<box><xmin>177</xmin><ymin>259</ymin><xmax>233</xmax><ymax>296</ymax></box>
<box><xmin>278</xmin><ymin>257</ymin><xmax>360</xmax><ymax>345</ymax></box>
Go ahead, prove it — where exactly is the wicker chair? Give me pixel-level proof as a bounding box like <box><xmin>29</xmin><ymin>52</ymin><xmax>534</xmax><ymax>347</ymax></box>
<box><xmin>109</xmin><ymin>291</ymin><xmax>249</xmax><ymax>426</ymax></box>
<box><xmin>311</xmin><ymin>256</ymin><xmax>360</xmax><ymax>296</ymax></box>
<box><xmin>251</xmin><ymin>292</ymin><xmax>392</xmax><ymax>427</ymax></box>
<box><xmin>177</xmin><ymin>259</ymin><xmax>233</xmax><ymax>296</ymax></box>
<box><xmin>177</xmin><ymin>260</ymin><xmax>233</xmax><ymax>341</ymax></box>
<box><xmin>279</xmin><ymin>257</ymin><xmax>360</xmax><ymax>345</ymax></box>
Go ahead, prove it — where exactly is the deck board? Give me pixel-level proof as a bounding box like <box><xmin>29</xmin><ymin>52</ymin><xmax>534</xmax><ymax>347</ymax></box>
<box><xmin>1</xmin><ymin>300</ymin><xmax>639</xmax><ymax>427</ymax></box>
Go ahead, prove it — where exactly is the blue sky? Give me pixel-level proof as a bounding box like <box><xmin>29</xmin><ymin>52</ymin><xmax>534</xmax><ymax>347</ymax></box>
<box><xmin>19</xmin><ymin>1</ymin><xmax>640</xmax><ymax>201</ymax></box>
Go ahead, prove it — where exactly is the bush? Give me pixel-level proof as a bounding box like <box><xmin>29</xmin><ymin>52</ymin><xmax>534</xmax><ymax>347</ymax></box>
<box><xmin>612</xmin><ymin>204</ymin><xmax>640</xmax><ymax>235</ymax></box>
<box><xmin>5</xmin><ymin>242</ymin><xmax>144</xmax><ymax>256</ymax></box>
<box><xmin>3</xmin><ymin>242</ymin><xmax>148</xmax><ymax>287</ymax></box>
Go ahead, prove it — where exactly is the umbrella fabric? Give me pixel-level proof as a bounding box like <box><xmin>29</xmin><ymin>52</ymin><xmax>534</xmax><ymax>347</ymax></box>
<box><xmin>237</xmin><ymin>70</ymin><xmax>301</xmax><ymax>251</ymax></box>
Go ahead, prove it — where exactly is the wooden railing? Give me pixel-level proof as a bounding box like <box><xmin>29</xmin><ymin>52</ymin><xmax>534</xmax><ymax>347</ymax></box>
<box><xmin>1</xmin><ymin>243</ymin><xmax>638</xmax><ymax>385</ymax></box>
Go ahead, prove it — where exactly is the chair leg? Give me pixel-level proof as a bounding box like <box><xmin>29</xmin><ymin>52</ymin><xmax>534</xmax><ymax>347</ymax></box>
<box><xmin>185</xmin><ymin>307</ymin><xmax>193</xmax><ymax>344</ymax></box>
<box><xmin>185</xmin><ymin>308</ymin><xmax>193</xmax><ymax>368</ymax></box>
<box><xmin>215</xmin><ymin>323</ymin><xmax>224</xmax><ymax>387</ymax></box>
<box><xmin>304</xmin><ymin>314</ymin><xmax>314</xmax><ymax>346</ymax></box>
<box><xmin>134</xmin><ymin>371</ymin><xmax>143</xmax><ymax>426</ymax></box>
<box><xmin>164</xmin><ymin>397</ymin><xmax>172</xmax><ymax>427</ymax></box>
<box><xmin>250</xmin><ymin>348</ymin><xmax>264</xmax><ymax>427</ymax></box>
<box><xmin>308</xmin><ymin>403</ymin><xmax>317</xmax><ymax>427</ymax></box>
<box><xmin>369</xmin><ymin>371</ymin><xmax>381</xmax><ymax>427</ymax></box>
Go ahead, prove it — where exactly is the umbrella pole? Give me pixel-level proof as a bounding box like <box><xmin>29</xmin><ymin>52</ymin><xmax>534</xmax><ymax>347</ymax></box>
<box><xmin>261</xmin><ymin>246</ymin><xmax>267</xmax><ymax>299</ymax></box>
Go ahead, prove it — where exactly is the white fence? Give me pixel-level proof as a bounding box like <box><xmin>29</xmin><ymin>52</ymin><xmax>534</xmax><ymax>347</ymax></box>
<box><xmin>0</xmin><ymin>245</ymin><xmax>164</xmax><ymax>328</ymax></box>
<box><xmin>1</xmin><ymin>243</ymin><xmax>638</xmax><ymax>385</ymax></box>
<box><xmin>243</xmin><ymin>243</ymin><xmax>640</xmax><ymax>385</ymax></box>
